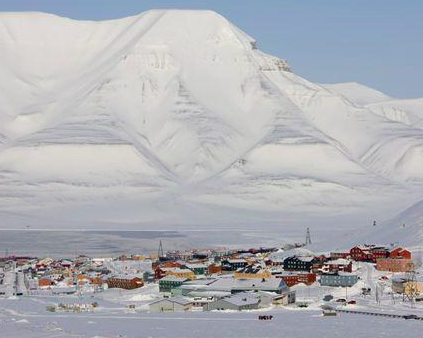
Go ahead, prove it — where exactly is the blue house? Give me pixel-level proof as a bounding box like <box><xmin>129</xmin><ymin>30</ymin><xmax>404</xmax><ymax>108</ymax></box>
<box><xmin>319</xmin><ymin>272</ymin><xmax>358</xmax><ymax>287</ymax></box>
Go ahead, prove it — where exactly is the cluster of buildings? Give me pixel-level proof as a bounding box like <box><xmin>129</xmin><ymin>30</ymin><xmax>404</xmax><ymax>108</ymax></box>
<box><xmin>1</xmin><ymin>242</ymin><xmax>420</xmax><ymax>311</ymax></box>
<box><xmin>331</xmin><ymin>245</ymin><xmax>413</xmax><ymax>272</ymax></box>
<box><xmin>0</xmin><ymin>254</ymin><xmax>151</xmax><ymax>296</ymax></box>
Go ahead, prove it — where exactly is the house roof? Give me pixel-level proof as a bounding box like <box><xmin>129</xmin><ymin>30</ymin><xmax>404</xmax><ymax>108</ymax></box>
<box><xmin>109</xmin><ymin>274</ymin><xmax>143</xmax><ymax>280</ymax></box>
<box><xmin>285</xmin><ymin>256</ymin><xmax>315</xmax><ymax>262</ymax></box>
<box><xmin>221</xmin><ymin>294</ymin><xmax>260</xmax><ymax>307</ymax></box>
<box><xmin>185</xmin><ymin>263</ymin><xmax>207</xmax><ymax>269</ymax></box>
<box><xmin>207</xmin><ymin>277</ymin><xmax>287</xmax><ymax>292</ymax></box>
<box><xmin>276</xmin><ymin>271</ymin><xmax>313</xmax><ymax>277</ymax></box>
<box><xmin>159</xmin><ymin>275</ymin><xmax>188</xmax><ymax>283</ymax></box>
<box><xmin>165</xmin><ymin>268</ymin><xmax>193</xmax><ymax>273</ymax></box>
<box><xmin>327</xmin><ymin>259</ymin><xmax>351</xmax><ymax>266</ymax></box>
<box><xmin>227</xmin><ymin>259</ymin><xmax>247</xmax><ymax>264</ymax></box>
<box><xmin>150</xmin><ymin>296</ymin><xmax>192</xmax><ymax>306</ymax></box>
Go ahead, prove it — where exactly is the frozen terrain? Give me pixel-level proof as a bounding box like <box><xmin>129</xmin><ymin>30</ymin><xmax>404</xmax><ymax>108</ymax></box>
<box><xmin>0</xmin><ymin>10</ymin><xmax>422</xmax><ymax>235</ymax></box>
<box><xmin>1</xmin><ymin>261</ymin><xmax>423</xmax><ymax>338</ymax></box>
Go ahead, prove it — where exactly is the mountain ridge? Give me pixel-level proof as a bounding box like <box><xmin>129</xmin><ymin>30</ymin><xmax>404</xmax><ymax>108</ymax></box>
<box><xmin>0</xmin><ymin>10</ymin><xmax>422</xmax><ymax>229</ymax></box>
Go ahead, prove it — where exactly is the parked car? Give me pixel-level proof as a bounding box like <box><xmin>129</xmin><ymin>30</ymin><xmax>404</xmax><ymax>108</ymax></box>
<box><xmin>323</xmin><ymin>295</ymin><xmax>334</xmax><ymax>302</ymax></box>
<box><xmin>347</xmin><ymin>300</ymin><xmax>356</xmax><ymax>305</ymax></box>
<box><xmin>403</xmin><ymin>314</ymin><xmax>419</xmax><ymax>320</ymax></box>
<box><xmin>361</xmin><ymin>288</ymin><xmax>371</xmax><ymax>295</ymax></box>
<box><xmin>336</xmin><ymin>298</ymin><xmax>346</xmax><ymax>303</ymax></box>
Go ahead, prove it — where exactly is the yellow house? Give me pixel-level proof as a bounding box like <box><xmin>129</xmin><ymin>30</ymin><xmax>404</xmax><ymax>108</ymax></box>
<box><xmin>392</xmin><ymin>275</ymin><xmax>423</xmax><ymax>295</ymax></box>
<box><xmin>165</xmin><ymin>268</ymin><xmax>196</xmax><ymax>280</ymax></box>
<box><xmin>404</xmin><ymin>282</ymin><xmax>423</xmax><ymax>296</ymax></box>
<box><xmin>234</xmin><ymin>269</ymin><xmax>272</xmax><ymax>280</ymax></box>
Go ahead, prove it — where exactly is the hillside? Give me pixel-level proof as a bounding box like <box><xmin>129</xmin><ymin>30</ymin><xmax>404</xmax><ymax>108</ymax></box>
<box><xmin>321</xmin><ymin>82</ymin><xmax>392</xmax><ymax>106</ymax></box>
<box><xmin>0</xmin><ymin>10</ymin><xmax>422</xmax><ymax>229</ymax></box>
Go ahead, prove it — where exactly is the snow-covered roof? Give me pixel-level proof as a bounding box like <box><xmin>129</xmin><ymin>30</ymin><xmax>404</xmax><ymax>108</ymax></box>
<box><xmin>159</xmin><ymin>275</ymin><xmax>188</xmax><ymax>283</ymax></box>
<box><xmin>207</xmin><ymin>277</ymin><xmax>286</xmax><ymax>292</ymax></box>
<box><xmin>268</xmin><ymin>248</ymin><xmax>316</xmax><ymax>261</ymax></box>
<box><xmin>150</xmin><ymin>296</ymin><xmax>192</xmax><ymax>306</ymax></box>
<box><xmin>227</xmin><ymin>259</ymin><xmax>247</xmax><ymax>264</ymax></box>
<box><xmin>326</xmin><ymin>259</ymin><xmax>351</xmax><ymax>266</ymax></box>
<box><xmin>185</xmin><ymin>263</ymin><xmax>207</xmax><ymax>269</ymax></box>
<box><xmin>221</xmin><ymin>294</ymin><xmax>260</xmax><ymax>307</ymax></box>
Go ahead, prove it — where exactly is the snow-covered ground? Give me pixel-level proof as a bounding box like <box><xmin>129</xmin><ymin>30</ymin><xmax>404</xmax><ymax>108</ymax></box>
<box><xmin>2</xmin><ymin>302</ymin><xmax>422</xmax><ymax>338</ymax></box>
<box><xmin>1</xmin><ymin>261</ymin><xmax>423</xmax><ymax>337</ymax></box>
<box><xmin>1</xmin><ymin>306</ymin><xmax>422</xmax><ymax>338</ymax></box>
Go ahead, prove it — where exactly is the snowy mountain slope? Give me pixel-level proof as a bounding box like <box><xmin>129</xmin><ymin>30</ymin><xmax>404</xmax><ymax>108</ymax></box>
<box><xmin>375</xmin><ymin>199</ymin><xmax>423</xmax><ymax>247</ymax></box>
<box><xmin>321</xmin><ymin>83</ymin><xmax>423</xmax><ymax>130</ymax></box>
<box><xmin>0</xmin><ymin>10</ymin><xmax>422</xmax><ymax>228</ymax></box>
<box><xmin>339</xmin><ymin>199</ymin><xmax>423</xmax><ymax>248</ymax></box>
<box><xmin>321</xmin><ymin>82</ymin><xmax>392</xmax><ymax>106</ymax></box>
<box><xmin>366</xmin><ymin>98</ymin><xmax>423</xmax><ymax>129</ymax></box>
<box><xmin>268</xmin><ymin>71</ymin><xmax>423</xmax><ymax>181</ymax></box>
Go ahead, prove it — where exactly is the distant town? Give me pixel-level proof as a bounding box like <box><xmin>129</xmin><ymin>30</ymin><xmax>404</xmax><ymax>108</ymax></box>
<box><xmin>1</xmin><ymin>236</ymin><xmax>423</xmax><ymax>319</ymax></box>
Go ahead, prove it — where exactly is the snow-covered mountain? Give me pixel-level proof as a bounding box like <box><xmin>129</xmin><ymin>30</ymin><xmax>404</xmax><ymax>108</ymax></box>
<box><xmin>374</xmin><ymin>199</ymin><xmax>423</xmax><ymax>247</ymax></box>
<box><xmin>0</xmin><ymin>10</ymin><xmax>422</xmax><ymax>229</ymax></box>
<box><xmin>324</xmin><ymin>83</ymin><xmax>423</xmax><ymax>129</ymax></box>
<box><xmin>321</xmin><ymin>82</ymin><xmax>392</xmax><ymax>106</ymax></box>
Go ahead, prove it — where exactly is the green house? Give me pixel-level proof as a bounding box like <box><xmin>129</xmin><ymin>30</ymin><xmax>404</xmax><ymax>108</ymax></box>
<box><xmin>185</xmin><ymin>263</ymin><xmax>207</xmax><ymax>275</ymax></box>
<box><xmin>159</xmin><ymin>276</ymin><xmax>189</xmax><ymax>293</ymax></box>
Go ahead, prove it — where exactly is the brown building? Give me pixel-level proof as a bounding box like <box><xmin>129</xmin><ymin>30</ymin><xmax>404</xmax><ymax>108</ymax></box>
<box><xmin>208</xmin><ymin>263</ymin><xmax>222</xmax><ymax>275</ymax></box>
<box><xmin>330</xmin><ymin>251</ymin><xmax>350</xmax><ymax>260</ymax></box>
<box><xmin>106</xmin><ymin>276</ymin><xmax>144</xmax><ymax>289</ymax></box>
<box><xmin>323</xmin><ymin>259</ymin><xmax>353</xmax><ymax>273</ymax></box>
<box><xmin>38</xmin><ymin>278</ymin><xmax>53</xmax><ymax>287</ymax></box>
<box><xmin>376</xmin><ymin>258</ymin><xmax>413</xmax><ymax>272</ymax></box>
<box><xmin>275</xmin><ymin>272</ymin><xmax>316</xmax><ymax>286</ymax></box>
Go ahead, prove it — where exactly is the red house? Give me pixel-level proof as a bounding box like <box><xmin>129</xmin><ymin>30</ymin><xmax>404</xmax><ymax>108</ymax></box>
<box><xmin>323</xmin><ymin>259</ymin><xmax>353</xmax><ymax>273</ymax></box>
<box><xmin>276</xmin><ymin>271</ymin><xmax>316</xmax><ymax>286</ymax></box>
<box><xmin>154</xmin><ymin>267</ymin><xmax>167</xmax><ymax>280</ymax></box>
<box><xmin>389</xmin><ymin>247</ymin><xmax>411</xmax><ymax>260</ymax></box>
<box><xmin>330</xmin><ymin>251</ymin><xmax>350</xmax><ymax>260</ymax></box>
<box><xmin>208</xmin><ymin>263</ymin><xmax>222</xmax><ymax>275</ymax></box>
<box><xmin>106</xmin><ymin>276</ymin><xmax>144</xmax><ymax>290</ymax></box>
<box><xmin>350</xmin><ymin>246</ymin><xmax>372</xmax><ymax>261</ymax></box>
<box><xmin>370</xmin><ymin>247</ymin><xmax>390</xmax><ymax>261</ymax></box>
<box><xmin>350</xmin><ymin>245</ymin><xmax>389</xmax><ymax>262</ymax></box>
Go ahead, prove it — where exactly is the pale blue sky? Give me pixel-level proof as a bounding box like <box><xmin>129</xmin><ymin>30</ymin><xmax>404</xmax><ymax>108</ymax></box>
<box><xmin>1</xmin><ymin>0</ymin><xmax>422</xmax><ymax>98</ymax></box>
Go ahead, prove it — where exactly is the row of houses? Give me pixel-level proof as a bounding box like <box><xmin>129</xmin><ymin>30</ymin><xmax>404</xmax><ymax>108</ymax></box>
<box><xmin>152</xmin><ymin>276</ymin><xmax>295</xmax><ymax>312</ymax></box>
<box><xmin>331</xmin><ymin>245</ymin><xmax>413</xmax><ymax>272</ymax></box>
<box><xmin>331</xmin><ymin>245</ymin><xmax>411</xmax><ymax>263</ymax></box>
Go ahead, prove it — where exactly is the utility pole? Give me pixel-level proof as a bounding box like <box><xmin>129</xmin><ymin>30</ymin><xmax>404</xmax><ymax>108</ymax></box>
<box><xmin>158</xmin><ymin>240</ymin><xmax>164</xmax><ymax>259</ymax></box>
<box><xmin>305</xmin><ymin>228</ymin><xmax>312</xmax><ymax>245</ymax></box>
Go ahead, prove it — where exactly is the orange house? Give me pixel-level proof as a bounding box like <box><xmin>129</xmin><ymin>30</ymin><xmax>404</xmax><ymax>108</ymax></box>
<box><xmin>208</xmin><ymin>263</ymin><xmax>222</xmax><ymax>275</ymax></box>
<box><xmin>38</xmin><ymin>278</ymin><xmax>53</xmax><ymax>287</ymax></box>
<box><xmin>376</xmin><ymin>258</ymin><xmax>413</xmax><ymax>272</ymax></box>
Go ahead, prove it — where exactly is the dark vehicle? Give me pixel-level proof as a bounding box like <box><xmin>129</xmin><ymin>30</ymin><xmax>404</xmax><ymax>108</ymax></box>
<box><xmin>403</xmin><ymin>314</ymin><xmax>419</xmax><ymax>320</ymax></box>
<box><xmin>258</xmin><ymin>315</ymin><xmax>273</xmax><ymax>320</ymax></box>
<box><xmin>361</xmin><ymin>288</ymin><xmax>371</xmax><ymax>296</ymax></box>
<box><xmin>323</xmin><ymin>295</ymin><xmax>334</xmax><ymax>302</ymax></box>
<box><xmin>336</xmin><ymin>298</ymin><xmax>346</xmax><ymax>303</ymax></box>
